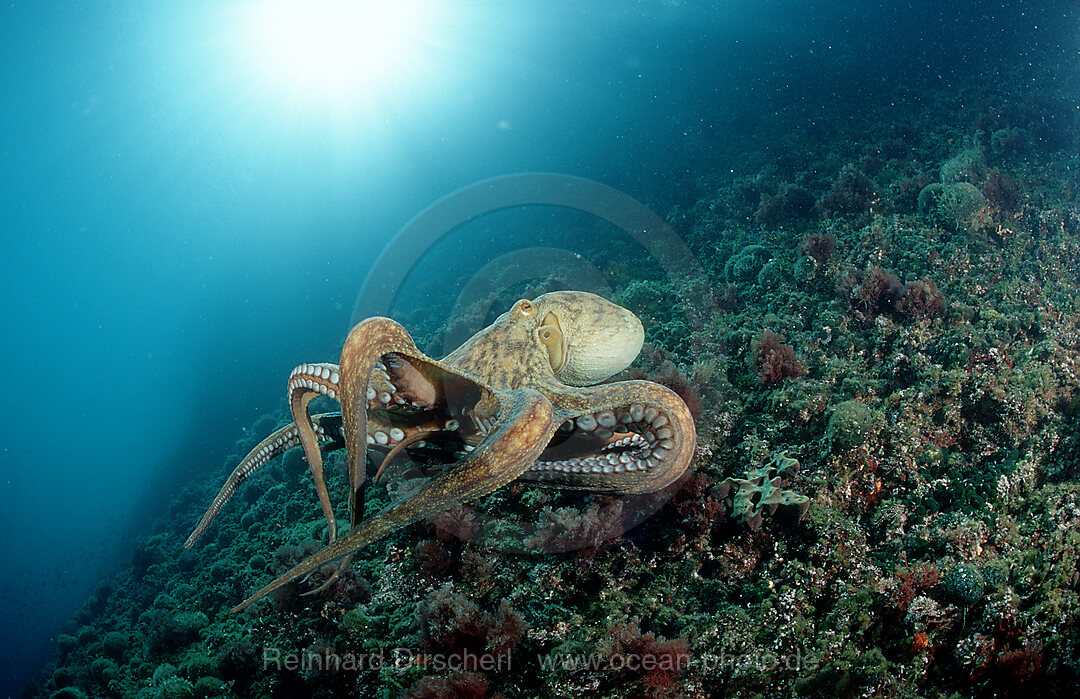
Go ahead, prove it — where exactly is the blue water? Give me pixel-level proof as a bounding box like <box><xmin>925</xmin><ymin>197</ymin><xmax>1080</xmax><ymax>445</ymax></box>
<box><xmin>1</xmin><ymin>1</ymin><xmax>1074</xmax><ymax>695</ymax></box>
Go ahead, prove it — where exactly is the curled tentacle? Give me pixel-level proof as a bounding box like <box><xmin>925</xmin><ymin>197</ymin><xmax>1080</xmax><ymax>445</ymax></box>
<box><xmin>231</xmin><ymin>387</ymin><xmax>554</xmax><ymax>613</ymax></box>
<box><xmin>279</xmin><ymin>319</ymin><xmax>432</xmax><ymax>595</ymax></box>
<box><xmin>286</xmin><ymin>362</ymin><xmax>343</xmax><ymax>542</ymax></box>
<box><xmin>519</xmin><ymin>380</ymin><xmax>696</xmax><ymax>494</ymax></box>
<box><xmin>338</xmin><ymin>317</ymin><xmax>431</xmax><ymax>526</ymax></box>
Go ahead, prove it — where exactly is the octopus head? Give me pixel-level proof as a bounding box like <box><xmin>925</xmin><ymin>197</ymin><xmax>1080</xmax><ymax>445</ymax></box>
<box><xmin>520</xmin><ymin>291</ymin><xmax>644</xmax><ymax>386</ymax></box>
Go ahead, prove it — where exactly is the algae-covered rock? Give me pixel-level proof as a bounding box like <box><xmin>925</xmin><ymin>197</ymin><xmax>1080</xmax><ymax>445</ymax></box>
<box><xmin>178</xmin><ymin>650</ymin><xmax>217</xmax><ymax>681</ymax></box>
<box><xmin>617</xmin><ymin>280</ymin><xmax>671</xmax><ymax>316</ymax></box>
<box><xmin>152</xmin><ymin>663</ymin><xmax>178</xmax><ymax>684</ymax></box>
<box><xmin>101</xmin><ymin>631</ymin><xmax>127</xmax><ymax>661</ymax></box>
<box><xmin>340</xmin><ymin>606</ymin><xmax>378</xmax><ymax>639</ymax></box>
<box><xmin>918</xmin><ymin>182</ymin><xmax>988</xmax><ymax>232</ymax></box>
<box><xmin>940</xmin><ymin>148</ymin><xmax>987</xmax><ymax>184</ymax></box>
<box><xmin>154</xmin><ymin>677</ymin><xmax>194</xmax><ymax>699</ymax></box>
<box><xmin>917</xmin><ymin>182</ymin><xmax>945</xmax><ymax>214</ymax></box>
<box><xmin>56</xmin><ymin>634</ymin><xmax>78</xmax><ymax>655</ymax></box>
<box><xmin>940</xmin><ymin>182</ymin><xmax>988</xmax><ymax>231</ymax></box>
<box><xmin>980</xmin><ymin>560</ymin><xmax>1009</xmax><ymax>591</ymax></box>
<box><xmin>991</xmin><ymin>127</ymin><xmax>1030</xmax><ymax>156</ymax></box>
<box><xmin>943</xmin><ymin>562</ymin><xmax>985</xmax><ymax>605</ymax></box>
<box><xmin>827</xmin><ymin>400</ymin><xmax>875</xmax><ymax>451</ymax></box>
<box><xmin>724</xmin><ymin>244</ymin><xmax>772</xmax><ymax>283</ymax></box>
<box><xmin>756</xmin><ymin>258</ymin><xmax>787</xmax><ymax>291</ymax></box>
<box><xmin>89</xmin><ymin>657</ymin><xmax>119</xmax><ymax>685</ymax></box>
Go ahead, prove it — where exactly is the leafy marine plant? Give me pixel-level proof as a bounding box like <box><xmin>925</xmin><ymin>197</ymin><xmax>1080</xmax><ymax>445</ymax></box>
<box><xmin>714</xmin><ymin>452</ymin><xmax>810</xmax><ymax>530</ymax></box>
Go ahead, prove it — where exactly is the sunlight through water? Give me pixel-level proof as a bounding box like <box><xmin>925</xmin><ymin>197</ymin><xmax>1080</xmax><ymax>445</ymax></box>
<box><xmin>238</xmin><ymin>0</ymin><xmax>436</xmax><ymax>110</ymax></box>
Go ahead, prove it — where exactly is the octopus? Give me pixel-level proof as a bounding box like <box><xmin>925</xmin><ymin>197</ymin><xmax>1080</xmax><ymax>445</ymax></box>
<box><xmin>186</xmin><ymin>291</ymin><xmax>696</xmax><ymax>612</ymax></box>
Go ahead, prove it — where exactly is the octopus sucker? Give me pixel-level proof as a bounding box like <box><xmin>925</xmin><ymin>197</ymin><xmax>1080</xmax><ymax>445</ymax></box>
<box><xmin>187</xmin><ymin>291</ymin><xmax>696</xmax><ymax>612</ymax></box>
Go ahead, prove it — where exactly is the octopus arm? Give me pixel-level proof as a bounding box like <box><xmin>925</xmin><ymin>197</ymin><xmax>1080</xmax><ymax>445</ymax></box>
<box><xmin>521</xmin><ymin>381</ymin><xmax>696</xmax><ymax>494</ymax></box>
<box><xmin>184</xmin><ymin>412</ymin><xmax>343</xmax><ymax>549</ymax></box>
<box><xmin>230</xmin><ymin>387</ymin><xmax>554</xmax><ymax>613</ymax></box>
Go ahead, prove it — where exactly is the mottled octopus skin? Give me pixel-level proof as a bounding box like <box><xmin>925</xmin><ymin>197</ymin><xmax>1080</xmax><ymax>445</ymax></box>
<box><xmin>185</xmin><ymin>291</ymin><xmax>697</xmax><ymax>612</ymax></box>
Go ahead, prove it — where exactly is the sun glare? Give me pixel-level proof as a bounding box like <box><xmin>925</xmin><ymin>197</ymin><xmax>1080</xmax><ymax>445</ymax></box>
<box><xmin>241</xmin><ymin>0</ymin><xmax>432</xmax><ymax>107</ymax></box>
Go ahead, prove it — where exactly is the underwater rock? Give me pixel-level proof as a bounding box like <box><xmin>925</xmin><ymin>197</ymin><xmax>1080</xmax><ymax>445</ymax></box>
<box><xmin>714</xmin><ymin>451</ymin><xmax>810</xmax><ymax>530</ymax></box>
<box><xmin>192</xmin><ymin>678</ymin><xmax>226</xmax><ymax>697</ymax></box>
<box><xmin>991</xmin><ymin>127</ymin><xmax>1030</xmax><ymax>157</ymax></box>
<box><xmin>724</xmin><ymin>244</ymin><xmax>772</xmax><ymax>283</ymax></box>
<box><xmin>755</xmin><ymin>258</ymin><xmax>787</xmax><ymax>291</ymax></box>
<box><xmin>153</xmin><ymin>676</ymin><xmax>194</xmax><ymax>699</ymax></box>
<box><xmin>827</xmin><ymin>400</ymin><xmax>875</xmax><ymax>452</ymax></box>
<box><xmin>918</xmin><ymin>181</ymin><xmax>988</xmax><ymax>232</ymax></box>
<box><xmin>88</xmin><ymin>658</ymin><xmax>118</xmax><ymax>686</ymax></box>
<box><xmin>917</xmin><ymin>182</ymin><xmax>945</xmax><ymax>213</ymax></box>
<box><xmin>47</xmin><ymin>689</ymin><xmax>87</xmax><ymax>699</ymax></box>
<box><xmin>940</xmin><ymin>182</ymin><xmax>989</xmax><ymax>231</ymax></box>
<box><xmin>980</xmin><ymin>559</ymin><xmax>1009</xmax><ymax>591</ymax></box>
<box><xmin>101</xmin><ymin>631</ymin><xmax>127</xmax><ymax>661</ymax></box>
<box><xmin>943</xmin><ymin>562</ymin><xmax>986</xmax><ymax>606</ymax></box>
<box><xmin>940</xmin><ymin>148</ymin><xmax>988</xmax><ymax>184</ymax></box>
<box><xmin>617</xmin><ymin>279</ymin><xmax>672</xmax><ymax>317</ymax></box>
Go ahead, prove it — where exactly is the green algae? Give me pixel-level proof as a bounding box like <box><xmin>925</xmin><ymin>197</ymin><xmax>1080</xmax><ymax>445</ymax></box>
<box><xmin>826</xmin><ymin>400</ymin><xmax>876</xmax><ymax>452</ymax></box>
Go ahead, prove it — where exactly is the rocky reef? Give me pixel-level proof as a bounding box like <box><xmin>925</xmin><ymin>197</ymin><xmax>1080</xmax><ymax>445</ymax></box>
<box><xmin>27</xmin><ymin>33</ymin><xmax>1080</xmax><ymax>699</ymax></box>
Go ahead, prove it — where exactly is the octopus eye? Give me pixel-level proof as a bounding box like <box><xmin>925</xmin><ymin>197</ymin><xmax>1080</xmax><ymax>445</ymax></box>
<box><xmin>538</xmin><ymin>312</ymin><xmax>567</xmax><ymax>372</ymax></box>
<box><xmin>518</xmin><ymin>299</ymin><xmax>534</xmax><ymax>316</ymax></box>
